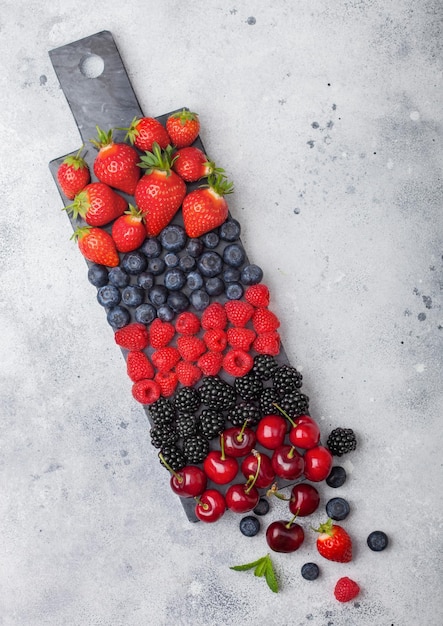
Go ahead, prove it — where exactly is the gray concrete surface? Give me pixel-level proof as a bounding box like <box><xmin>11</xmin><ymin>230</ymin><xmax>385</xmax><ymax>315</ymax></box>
<box><xmin>1</xmin><ymin>1</ymin><xmax>442</xmax><ymax>625</ymax></box>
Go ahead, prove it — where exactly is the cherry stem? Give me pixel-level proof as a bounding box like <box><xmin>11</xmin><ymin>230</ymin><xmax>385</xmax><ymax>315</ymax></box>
<box><xmin>245</xmin><ymin>449</ymin><xmax>262</xmax><ymax>494</ymax></box>
<box><xmin>285</xmin><ymin>509</ymin><xmax>300</xmax><ymax>529</ymax></box>
<box><xmin>266</xmin><ymin>483</ymin><xmax>290</xmax><ymax>501</ymax></box>
<box><xmin>235</xmin><ymin>420</ymin><xmax>248</xmax><ymax>443</ymax></box>
<box><xmin>158</xmin><ymin>453</ymin><xmax>182</xmax><ymax>483</ymax></box>
<box><xmin>220</xmin><ymin>433</ymin><xmax>227</xmax><ymax>461</ymax></box>
<box><xmin>273</xmin><ymin>403</ymin><xmax>297</xmax><ymax>428</ymax></box>
<box><xmin>194</xmin><ymin>496</ymin><xmax>209</xmax><ymax>511</ymax></box>
<box><xmin>288</xmin><ymin>446</ymin><xmax>296</xmax><ymax>459</ymax></box>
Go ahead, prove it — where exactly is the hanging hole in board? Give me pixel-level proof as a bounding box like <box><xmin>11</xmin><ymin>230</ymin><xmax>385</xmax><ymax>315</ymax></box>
<box><xmin>79</xmin><ymin>54</ymin><xmax>105</xmax><ymax>79</ymax></box>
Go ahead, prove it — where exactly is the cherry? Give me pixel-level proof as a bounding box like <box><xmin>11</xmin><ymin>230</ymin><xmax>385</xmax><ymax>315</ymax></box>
<box><xmin>274</xmin><ymin>406</ymin><xmax>320</xmax><ymax>450</ymax></box>
<box><xmin>203</xmin><ymin>434</ymin><xmax>239</xmax><ymax>485</ymax></box>
<box><xmin>225</xmin><ymin>483</ymin><xmax>260</xmax><ymax>513</ymax></box>
<box><xmin>303</xmin><ymin>445</ymin><xmax>333</xmax><ymax>482</ymax></box>
<box><xmin>170</xmin><ymin>465</ymin><xmax>207</xmax><ymax>498</ymax></box>
<box><xmin>271</xmin><ymin>444</ymin><xmax>304</xmax><ymax>481</ymax></box>
<box><xmin>289</xmin><ymin>483</ymin><xmax>320</xmax><ymax>516</ymax></box>
<box><xmin>266</xmin><ymin>514</ymin><xmax>305</xmax><ymax>553</ymax></box>
<box><xmin>241</xmin><ymin>450</ymin><xmax>275</xmax><ymax>489</ymax></box>
<box><xmin>195</xmin><ymin>489</ymin><xmax>226</xmax><ymax>523</ymax></box>
<box><xmin>255</xmin><ymin>414</ymin><xmax>287</xmax><ymax>449</ymax></box>
<box><xmin>223</xmin><ymin>423</ymin><xmax>256</xmax><ymax>458</ymax></box>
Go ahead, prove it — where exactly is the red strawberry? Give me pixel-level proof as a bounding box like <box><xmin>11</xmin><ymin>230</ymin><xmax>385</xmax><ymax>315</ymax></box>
<box><xmin>176</xmin><ymin>361</ymin><xmax>202</xmax><ymax>386</ymax></box>
<box><xmin>91</xmin><ymin>127</ymin><xmax>141</xmax><ymax>194</ymax></box>
<box><xmin>203</xmin><ymin>328</ymin><xmax>227</xmax><ymax>352</ymax></box>
<box><xmin>177</xmin><ymin>336</ymin><xmax>206</xmax><ymax>362</ymax></box>
<box><xmin>201</xmin><ymin>302</ymin><xmax>227</xmax><ymax>330</ymax></box>
<box><xmin>315</xmin><ymin>520</ymin><xmax>353</xmax><ymax>563</ymax></box>
<box><xmin>252</xmin><ymin>331</ymin><xmax>281</xmax><ymax>356</ymax></box>
<box><xmin>182</xmin><ymin>172</ymin><xmax>233</xmax><ymax>238</ymax></box>
<box><xmin>245</xmin><ymin>284</ymin><xmax>270</xmax><ymax>308</ymax></box>
<box><xmin>111</xmin><ymin>205</ymin><xmax>146</xmax><ymax>253</ymax></box>
<box><xmin>155</xmin><ymin>371</ymin><xmax>178</xmax><ymax>397</ymax></box>
<box><xmin>227</xmin><ymin>327</ymin><xmax>256</xmax><ymax>351</ymax></box>
<box><xmin>149</xmin><ymin>318</ymin><xmax>175</xmax><ymax>349</ymax></box>
<box><xmin>135</xmin><ymin>144</ymin><xmax>187</xmax><ymax>237</ymax></box>
<box><xmin>66</xmin><ymin>182</ymin><xmax>127</xmax><ymax>226</ymax></box>
<box><xmin>151</xmin><ymin>347</ymin><xmax>181</xmax><ymax>372</ymax></box>
<box><xmin>122</xmin><ymin>116</ymin><xmax>171</xmax><ymax>152</ymax></box>
<box><xmin>126</xmin><ymin>351</ymin><xmax>154</xmax><ymax>382</ymax></box>
<box><xmin>197</xmin><ymin>351</ymin><xmax>223</xmax><ymax>376</ymax></box>
<box><xmin>72</xmin><ymin>226</ymin><xmax>119</xmax><ymax>267</ymax></box>
<box><xmin>132</xmin><ymin>378</ymin><xmax>161</xmax><ymax>405</ymax></box>
<box><xmin>222</xmin><ymin>349</ymin><xmax>254</xmax><ymax>377</ymax></box>
<box><xmin>172</xmin><ymin>146</ymin><xmax>215</xmax><ymax>182</ymax></box>
<box><xmin>166</xmin><ymin>109</ymin><xmax>200</xmax><ymax>148</ymax></box>
<box><xmin>224</xmin><ymin>300</ymin><xmax>254</xmax><ymax>327</ymax></box>
<box><xmin>115</xmin><ymin>322</ymin><xmax>149</xmax><ymax>351</ymax></box>
<box><xmin>174</xmin><ymin>311</ymin><xmax>201</xmax><ymax>335</ymax></box>
<box><xmin>252</xmin><ymin>307</ymin><xmax>280</xmax><ymax>333</ymax></box>
<box><xmin>334</xmin><ymin>577</ymin><xmax>360</xmax><ymax>603</ymax></box>
<box><xmin>57</xmin><ymin>147</ymin><xmax>90</xmax><ymax>199</ymax></box>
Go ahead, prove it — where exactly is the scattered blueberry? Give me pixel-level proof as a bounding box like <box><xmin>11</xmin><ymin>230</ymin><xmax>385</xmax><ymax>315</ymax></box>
<box><xmin>164</xmin><ymin>267</ymin><xmax>186</xmax><ymax>291</ymax></box>
<box><xmin>326</xmin><ymin>466</ymin><xmax>347</xmax><ymax>488</ymax></box>
<box><xmin>367</xmin><ymin>530</ymin><xmax>389</xmax><ymax>552</ymax></box>
<box><xmin>147</xmin><ymin>257</ymin><xmax>166</xmax><ymax>276</ymax></box>
<box><xmin>202</xmin><ymin>231</ymin><xmax>219</xmax><ymax>248</ymax></box>
<box><xmin>185</xmin><ymin>238</ymin><xmax>204</xmax><ymax>258</ymax></box>
<box><xmin>108</xmin><ymin>266</ymin><xmax>130</xmax><ymax>288</ymax></box>
<box><xmin>157</xmin><ymin>304</ymin><xmax>175</xmax><ymax>322</ymax></box>
<box><xmin>121</xmin><ymin>251</ymin><xmax>148</xmax><ymax>275</ymax></box>
<box><xmin>186</xmin><ymin>270</ymin><xmax>204</xmax><ymax>291</ymax></box>
<box><xmin>205</xmin><ymin>277</ymin><xmax>225</xmax><ymax>296</ymax></box>
<box><xmin>164</xmin><ymin>252</ymin><xmax>179</xmax><ymax>268</ymax></box>
<box><xmin>225</xmin><ymin>282</ymin><xmax>244</xmax><ymax>300</ymax></box>
<box><xmin>97</xmin><ymin>284</ymin><xmax>121</xmax><ymax>307</ymax></box>
<box><xmin>179</xmin><ymin>254</ymin><xmax>196</xmax><ymax>273</ymax></box>
<box><xmin>160</xmin><ymin>224</ymin><xmax>187</xmax><ymax>252</ymax></box>
<box><xmin>241</xmin><ymin>264</ymin><xmax>263</xmax><ymax>285</ymax></box>
<box><xmin>190</xmin><ymin>289</ymin><xmax>210</xmax><ymax>311</ymax></box>
<box><xmin>301</xmin><ymin>562</ymin><xmax>320</xmax><ymax>581</ymax></box>
<box><xmin>141</xmin><ymin>237</ymin><xmax>162</xmax><ymax>258</ymax></box>
<box><xmin>239</xmin><ymin>515</ymin><xmax>260</xmax><ymax>537</ymax></box>
<box><xmin>253</xmin><ymin>497</ymin><xmax>270</xmax><ymax>516</ymax></box>
<box><xmin>197</xmin><ymin>251</ymin><xmax>223</xmax><ymax>277</ymax></box>
<box><xmin>148</xmin><ymin>285</ymin><xmax>168</xmax><ymax>307</ymax></box>
<box><xmin>134</xmin><ymin>303</ymin><xmax>157</xmax><ymax>324</ymax></box>
<box><xmin>106</xmin><ymin>305</ymin><xmax>130</xmax><ymax>328</ymax></box>
<box><xmin>326</xmin><ymin>497</ymin><xmax>350</xmax><ymax>521</ymax></box>
<box><xmin>222</xmin><ymin>266</ymin><xmax>241</xmax><ymax>283</ymax></box>
<box><xmin>167</xmin><ymin>291</ymin><xmax>190</xmax><ymax>313</ymax></box>
<box><xmin>121</xmin><ymin>285</ymin><xmax>144</xmax><ymax>307</ymax></box>
<box><xmin>223</xmin><ymin>243</ymin><xmax>246</xmax><ymax>267</ymax></box>
<box><xmin>219</xmin><ymin>218</ymin><xmax>241</xmax><ymax>241</ymax></box>
<box><xmin>87</xmin><ymin>264</ymin><xmax>108</xmax><ymax>287</ymax></box>
<box><xmin>137</xmin><ymin>272</ymin><xmax>155</xmax><ymax>290</ymax></box>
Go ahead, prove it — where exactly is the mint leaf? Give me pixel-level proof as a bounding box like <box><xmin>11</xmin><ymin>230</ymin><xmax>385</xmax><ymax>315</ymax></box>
<box><xmin>254</xmin><ymin>559</ymin><xmax>268</xmax><ymax>578</ymax></box>
<box><xmin>263</xmin><ymin>556</ymin><xmax>279</xmax><ymax>593</ymax></box>
<box><xmin>230</xmin><ymin>556</ymin><xmax>265</xmax><ymax>572</ymax></box>
<box><xmin>230</xmin><ymin>554</ymin><xmax>279</xmax><ymax>593</ymax></box>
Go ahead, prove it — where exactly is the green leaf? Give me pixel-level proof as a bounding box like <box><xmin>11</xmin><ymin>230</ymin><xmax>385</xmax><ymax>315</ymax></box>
<box><xmin>230</xmin><ymin>554</ymin><xmax>279</xmax><ymax>593</ymax></box>
<box><xmin>254</xmin><ymin>559</ymin><xmax>268</xmax><ymax>578</ymax></box>
<box><xmin>263</xmin><ymin>556</ymin><xmax>279</xmax><ymax>593</ymax></box>
<box><xmin>230</xmin><ymin>556</ymin><xmax>265</xmax><ymax>572</ymax></box>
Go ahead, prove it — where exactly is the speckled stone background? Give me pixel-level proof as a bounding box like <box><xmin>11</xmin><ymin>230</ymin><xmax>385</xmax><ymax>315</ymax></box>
<box><xmin>1</xmin><ymin>2</ymin><xmax>442</xmax><ymax>625</ymax></box>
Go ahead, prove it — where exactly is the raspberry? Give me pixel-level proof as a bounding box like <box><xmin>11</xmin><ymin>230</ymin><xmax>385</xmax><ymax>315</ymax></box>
<box><xmin>149</xmin><ymin>318</ymin><xmax>175</xmax><ymax>348</ymax></box>
<box><xmin>177</xmin><ymin>335</ymin><xmax>206</xmax><ymax>362</ymax></box>
<box><xmin>175</xmin><ymin>311</ymin><xmax>201</xmax><ymax>335</ymax></box>
<box><xmin>333</xmin><ymin>577</ymin><xmax>360</xmax><ymax>603</ymax></box>
<box><xmin>252</xmin><ymin>331</ymin><xmax>281</xmax><ymax>356</ymax></box>
<box><xmin>114</xmin><ymin>322</ymin><xmax>149</xmax><ymax>351</ymax></box>
<box><xmin>151</xmin><ymin>346</ymin><xmax>181</xmax><ymax>372</ymax></box>
<box><xmin>227</xmin><ymin>327</ymin><xmax>256</xmax><ymax>351</ymax></box>
<box><xmin>197</xmin><ymin>351</ymin><xmax>223</xmax><ymax>376</ymax></box>
<box><xmin>245</xmin><ymin>283</ymin><xmax>270</xmax><ymax>307</ymax></box>
<box><xmin>132</xmin><ymin>378</ymin><xmax>161</xmax><ymax>405</ymax></box>
<box><xmin>222</xmin><ymin>349</ymin><xmax>254</xmax><ymax>377</ymax></box>
<box><xmin>126</xmin><ymin>351</ymin><xmax>154</xmax><ymax>382</ymax></box>
<box><xmin>203</xmin><ymin>328</ymin><xmax>227</xmax><ymax>352</ymax></box>
<box><xmin>251</xmin><ymin>308</ymin><xmax>280</xmax><ymax>333</ymax></box>
<box><xmin>176</xmin><ymin>361</ymin><xmax>202</xmax><ymax>386</ymax></box>
<box><xmin>154</xmin><ymin>370</ymin><xmax>178</xmax><ymax>397</ymax></box>
<box><xmin>224</xmin><ymin>300</ymin><xmax>254</xmax><ymax>327</ymax></box>
<box><xmin>201</xmin><ymin>302</ymin><xmax>227</xmax><ymax>330</ymax></box>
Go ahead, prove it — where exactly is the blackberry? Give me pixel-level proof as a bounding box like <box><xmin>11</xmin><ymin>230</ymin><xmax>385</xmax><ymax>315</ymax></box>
<box><xmin>150</xmin><ymin>423</ymin><xmax>178</xmax><ymax>449</ymax></box>
<box><xmin>234</xmin><ymin>373</ymin><xmax>263</xmax><ymax>401</ymax></box>
<box><xmin>227</xmin><ymin>402</ymin><xmax>262</xmax><ymax>427</ymax></box>
<box><xmin>258</xmin><ymin>387</ymin><xmax>280</xmax><ymax>415</ymax></box>
<box><xmin>182</xmin><ymin>435</ymin><xmax>209</xmax><ymax>464</ymax></box>
<box><xmin>272</xmin><ymin>364</ymin><xmax>303</xmax><ymax>394</ymax></box>
<box><xmin>175</xmin><ymin>413</ymin><xmax>198</xmax><ymax>439</ymax></box>
<box><xmin>326</xmin><ymin>428</ymin><xmax>357</xmax><ymax>457</ymax></box>
<box><xmin>173</xmin><ymin>387</ymin><xmax>201</xmax><ymax>413</ymax></box>
<box><xmin>277</xmin><ymin>391</ymin><xmax>309</xmax><ymax>417</ymax></box>
<box><xmin>199</xmin><ymin>409</ymin><xmax>226</xmax><ymax>439</ymax></box>
<box><xmin>251</xmin><ymin>354</ymin><xmax>279</xmax><ymax>380</ymax></box>
<box><xmin>148</xmin><ymin>397</ymin><xmax>177</xmax><ymax>426</ymax></box>
<box><xmin>158</xmin><ymin>444</ymin><xmax>186</xmax><ymax>472</ymax></box>
<box><xmin>199</xmin><ymin>376</ymin><xmax>237</xmax><ymax>411</ymax></box>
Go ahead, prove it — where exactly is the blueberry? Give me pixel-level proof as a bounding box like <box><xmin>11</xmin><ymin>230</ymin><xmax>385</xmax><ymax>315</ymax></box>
<box><xmin>167</xmin><ymin>291</ymin><xmax>190</xmax><ymax>313</ymax></box>
<box><xmin>186</xmin><ymin>270</ymin><xmax>204</xmax><ymax>291</ymax></box>
<box><xmin>219</xmin><ymin>218</ymin><xmax>241</xmax><ymax>241</ymax></box>
<box><xmin>197</xmin><ymin>251</ymin><xmax>223</xmax><ymax>277</ymax></box>
<box><xmin>223</xmin><ymin>243</ymin><xmax>246</xmax><ymax>267</ymax></box>
<box><xmin>147</xmin><ymin>257</ymin><xmax>166</xmax><ymax>276</ymax></box>
<box><xmin>190</xmin><ymin>289</ymin><xmax>210</xmax><ymax>311</ymax></box>
<box><xmin>222</xmin><ymin>266</ymin><xmax>241</xmax><ymax>283</ymax></box>
<box><xmin>326</xmin><ymin>497</ymin><xmax>350</xmax><ymax>521</ymax></box>
<box><xmin>160</xmin><ymin>224</ymin><xmax>187</xmax><ymax>252</ymax></box>
<box><xmin>225</xmin><ymin>282</ymin><xmax>244</xmax><ymax>300</ymax></box>
<box><xmin>326</xmin><ymin>466</ymin><xmax>347</xmax><ymax>488</ymax></box>
<box><xmin>137</xmin><ymin>272</ymin><xmax>155</xmax><ymax>290</ymax></box>
<box><xmin>241</xmin><ymin>264</ymin><xmax>263</xmax><ymax>285</ymax></box>
<box><xmin>121</xmin><ymin>285</ymin><xmax>144</xmax><ymax>307</ymax></box>
<box><xmin>301</xmin><ymin>562</ymin><xmax>320</xmax><ymax>581</ymax></box>
<box><xmin>141</xmin><ymin>237</ymin><xmax>162</xmax><ymax>258</ymax></box>
<box><xmin>239</xmin><ymin>515</ymin><xmax>260</xmax><ymax>537</ymax></box>
<box><xmin>205</xmin><ymin>277</ymin><xmax>225</xmax><ymax>296</ymax></box>
<box><xmin>134</xmin><ymin>303</ymin><xmax>157</xmax><ymax>324</ymax></box>
<box><xmin>121</xmin><ymin>251</ymin><xmax>148</xmax><ymax>275</ymax></box>
<box><xmin>202</xmin><ymin>231</ymin><xmax>219</xmax><ymax>249</ymax></box>
<box><xmin>148</xmin><ymin>285</ymin><xmax>168</xmax><ymax>307</ymax></box>
<box><xmin>97</xmin><ymin>284</ymin><xmax>121</xmax><ymax>307</ymax></box>
<box><xmin>179</xmin><ymin>254</ymin><xmax>196</xmax><ymax>273</ymax></box>
<box><xmin>157</xmin><ymin>305</ymin><xmax>175</xmax><ymax>322</ymax></box>
<box><xmin>106</xmin><ymin>305</ymin><xmax>130</xmax><ymax>329</ymax></box>
<box><xmin>108</xmin><ymin>266</ymin><xmax>130</xmax><ymax>288</ymax></box>
<box><xmin>164</xmin><ymin>252</ymin><xmax>179</xmax><ymax>268</ymax></box>
<box><xmin>164</xmin><ymin>267</ymin><xmax>186</xmax><ymax>291</ymax></box>
<box><xmin>253</xmin><ymin>497</ymin><xmax>270</xmax><ymax>516</ymax></box>
<box><xmin>367</xmin><ymin>530</ymin><xmax>389</xmax><ymax>552</ymax></box>
<box><xmin>87</xmin><ymin>264</ymin><xmax>108</xmax><ymax>287</ymax></box>
<box><xmin>185</xmin><ymin>238</ymin><xmax>204</xmax><ymax>258</ymax></box>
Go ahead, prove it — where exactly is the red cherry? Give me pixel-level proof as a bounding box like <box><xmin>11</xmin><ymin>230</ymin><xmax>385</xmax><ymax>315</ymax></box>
<box><xmin>271</xmin><ymin>445</ymin><xmax>304</xmax><ymax>481</ymax></box>
<box><xmin>266</xmin><ymin>516</ymin><xmax>305</xmax><ymax>553</ymax></box>
<box><xmin>195</xmin><ymin>489</ymin><xmax>226</xmax><ymax>523</ymax></box>
<box><xmin>288</xmin><ymin>417</ymin><xmax>320</xmax><ymax>450</ymax></box>
<box><xmin>223</xmin><ymin>425</ymin><xmax>256</xmax><ymax>458</ymax></box>
<box><xmin>255</xmin><ymin>414</ymin><xmax>287</xmax><ymax>449</ymax></box>
<box><xmin>170</xmin><ymin>465</ymin><xmax>207</xmax><ymax>498</ymax></box>
<box><xmin>289</xmin><ymin>483</ymin><xmax>320</xmax><ymax>516</ymax></box>
<box><xmin>203</xmin><ymin>450</ymin><xmax>238</xmax><ymax>485</ymax></box>
<box><xmin>241</xmin><ymin>451</ymin><xmax>275</xmax><ymax>489</ymax></box>
<box><xmin>303</xmin><ymin>445</ymin><xmax>333</xmax><ymax>482</ymax></box>
<box><xmin>225</xmin><ymin>483</ymin><xmax>260</xmax><ymax>513</ymax></box>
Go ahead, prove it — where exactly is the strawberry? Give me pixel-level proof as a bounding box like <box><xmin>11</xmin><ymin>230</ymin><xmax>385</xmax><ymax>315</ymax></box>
<box><xmin>135</xmin><ymin>144</ymin><xmax>187</xmax><ymax>237</ymax></box>
<box><xmin>114</xmin><ymin>322</ymin><xmax>149</xmax><ymax>351</ymax></box>
<box><xmin>111</xmin><ymin>205</ymin><xmax>146</xmax><ymax>253</ymax></box>
<box><xmin>154</xmin><ymin>371</ymin><xmax>178</xmax><ymax>397</ymax></box>
<box><xmin>201</xmin><ymin>302</ymin><xmax>227</xmax><ymax>330</ymax></box>
<box><xmin>334</xmin><ymin>577</ymin><xmax>360</xmax><ymax>602</ymax></box>
<box><xmin>176</xmin><ymin>361</ymin><xmax>202</xmax><ymax>386</ymax></box>
<box><xmin>151</xmin><ymin>346</ymin><xmax>181</xmax><ymax>372</ymax></box>
<box><xmin>222</xmin><ymin>349</ymin><xmax>254</xmax><ymax>377</ymax></box>
<box><xmin>174</xmin><ymin>311</ymin><xmax>201</xmax><ymax>336</ymax></box>
<box><xmin>66</xmin><ymin>182</ymin><xmax>127</xmax><ymax>227</ymax></box>
<box><xmin>177</xmin><ymin>336</ymin><xmax>206</xmax><ymax>362</ymax></box>
<box><xmin>314</xmin><ymin>519</ymin><xmax>353</xmax><ymax>563</ymax></box>
<box><xmin>149</xmin><ymin>318</ymin><xmax>176</xmax><ymax>349</ymax></box>
<box><xmin>90</xmin><ymin>127</ymin><xmax>141</xmax><ymax>194</ymax></box>
<box><xmin>121</xmin><ymin>116</ymin><xmax>171</xmax><ymax>152</ymax></box>
<box><xmin>197</xmin><ymin>351</ymin><xmax>223</xmax><ymax>376</ymax></box>
<box><xmin>182</xmin><ymin>172</ymin><xmax>234</xmax><ymax>238</ymax></box>
<box><xmin>72</xmin><ymin>226</ymin><xmax>119</xmax><ymax>267</ymax></box>
<box><xmin>252</xmin><ymin>331</ymin><xmax>281</xmax><ymax>356</ymax></box>
<box><xmin>245</xmin><ymin>284</ymin><xmax>270</xmax><ymax>308</ymax></box>
<box><xmin>203</xmin><ymin>328</ymin><xmax>227</xmax><ymax>352</ymax></box>
<box><xmin>224</xmin><ymin>300</ymin><xmax>254</xmax><ymax>327</ymax></box>
<box><xmin>252</xmin><ymin>307</ymin><xmax>280</xmax><ymax>333</ymax></box>
<box><xmin>126</xmin><ymin>351</ymin><xmax>154</xmax><ymax>382</ymax></box>
<box><xmin>172</xmin><ymin>146</ymin><xmax>215</xmax><ymax>182</ymax></box>
<box><xmin>57</xmin><ymin>147</ymin><xmax>90</xmax><ymax>199</ymax></box>
<box><xmin>132</xmin><ymin>378</ymin><xmax>161</xmax><ymax>405</ymax></box>
<box><xmin>166</xmin><ymin>109</ymin><xmax>200</xmax><ymax>148</ymax></box>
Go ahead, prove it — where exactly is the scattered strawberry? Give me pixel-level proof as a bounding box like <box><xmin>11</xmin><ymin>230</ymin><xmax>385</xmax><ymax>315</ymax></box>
<box><xmin>172</xmin><ymin>146</ymin><xmax>215</xmax><ymax>182</ymax></box>
<box><xmin>151</xmin><ymin>346</ymin><xmax>181</xmax><ymax>372</ymax></box>
<box><xmin>72</xmin><ymin>226</ymin><xmax>119</xmax><ymax>267</ymax></box>
<box><xmin>57</xmin><ymin>147</ymin><xmax>90</xmax><ymax>199</ymax></box>
<box><xmin>334</xmin><ymin>577</ymin><xmax>360</xmax><ymax>603</ymax></box>
<box><xmin>126</xmin><ymin>351</ymin><xmax>154</xmax><ymax>382</ymax></box>
<box><xmin>176</xmin><ymin>361</ymin><xmax>202</xmax><ymax>386</ymax></box>
<box><xmin>245</xmin><ymin>284</ymin><xmax>270</xmax><ymax>308</ymax></box>
<box><xmin>252</xmin><ymin>307</ymin><xmax>280</xmax><ymax>333</ymax></box>
<box><xmin>111</xmin><ymin>204</ymin><xmax>146</xmax><ymax>252</ymax></box>
<box><xmin>201</xmin><ymin>302</ymin><xmax>227</xmax><ymax>330</ymax></box>
<box><xmin>174</xmin><ymin>311</ymin><xmax>201</xmax><ymax>335</ymax></box>
<box><xmin>135</xmin><ymin>144</ymin><xmax>187</xmax><ymax>237</ymax></box>
<box><xmin>154</xmin><ymin>370</ymin><xmax>178</xmax><ymax>397</ymax></box>
<box><xmin>203</xmin><ymin>328</ymin><xmax>228</xmax><ymax>352</ymax></box>
<box><xmin>166</xmin><ymin>109</ymin><xmax>200</xmax><ymax>148</ymax></box>
<box><xmin>227</xmin><ymin>327</ymin><xmax>256</xmax><ymax>351</ymax></box>
<box><xmin>90</xmin><ymin>127</ymin><xmax>141</xmax><ymax>194</ymax></box>
<box><xmin>121</xmin><ymin>116</ymin><xmax>171</xmax><ymax>152</ymax></box>
<box><xmin>132</xmin><ymin>378</ymin><xmax>161</xmax><ymax>405</ymax></box>
<box><xmin>197</xmin><ymin>351</ymin><xmax>223</xmax><ymax>376</ymax></box>
<box><xmin>252</xmin><ymin>331</ymin><xmax>281</xmax><ymax>356</ymax></box>
<box><xmin>66</xmin><ymin>182</ymin><xmax>127</xmax><ymax>227</ymax></box>
<box><xmin>314</xmin><ymin>519</ymin><xmax>353</xmax><ymax>563</ymax></box>
<box><xmin>224</xmin><ymin>300</ymin><xmax>254</xmax><ymax>327</ymax></box>
<box><xmin>149</xmin><ymin>318</ymin><xmax>176</xmax><ymax>349</ymax></box>
<box><xmin>222</xmin><ymin>349</ymin><xmax>254</xmax><ymax>377</ymax></box>
<box><xmin>182</xmin><ymin>172</ymin><xmax>234</xmax><ymax>238</ymax></box>
<box><xmin>177</xmin><ymin>336</ymin><xmax>206</xmax><ymax>362</ymax></box>
<box><xmin>115</xmin><ymin>322</ymin><xmax>149</xmax><ymax>351</ymax></box>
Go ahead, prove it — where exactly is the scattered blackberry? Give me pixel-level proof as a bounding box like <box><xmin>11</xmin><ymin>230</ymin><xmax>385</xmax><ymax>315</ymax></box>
<box><xmin>258</xmin><ymin>387</ymin><xmax>280</xmax><ymax>415</ymax></box>
<box><xmin>182</xmin><ymin>435</ymin><xmax>210</xmax><ymax>464</ymax></box>
<box><xmin>148</xmin><ymin>397</ymin><xmax>177</xmax><ymax>426</ymax></box>
<box><xmin>173</xmin><ymin>387</ymin><xmax>201</xmax><ymax>413</ymax></box>
<box><xmin>199</xmin><ymin>376</ymin><xmax>237</xmax><ymax>411</ymax></box>
<box><xmin>234</xmin><ymin>372</ymin><xmax>263</xmax><ymax>401</ymax></box>
<box><xmin>227</xmin><ymin>402</ymin><xmax>262</xmax><ymax>427</ymax></box>
<box><xmin>277</xmin><ymin>391</ymin><xmax>310</xmax><ymax>417</ymax></box>
<box><xmin>158</xmin><ymin>444</ymin><xmax>186</xmax><ymax>472</ymax></box>
<box><xmin>327</xmin><ymin>428</ymin><xmax>357</xmax><ymax>457</ymax></box>
<box><xmin>150</xmin><ymin>423</ymin><xmax>178</xmax><ymax>448</ymax></box>
<box><xmin>272</xmin><ymin>364</ymin><xmax>303</xmax><ymax>394</ymax></box>
<box><xmin>175</xmin><ymin>413</ymin><xmax>198</xmax><ymax>439</ymax></box>
<box><xmin>251</xmin><ymin>354</ymin><xmax>279</xmax><ymax>380</ymax></box>
<box><xmin>199</xmin><ymin>409</ymin><xmax>226</xmax><ymax>439</ymax></box>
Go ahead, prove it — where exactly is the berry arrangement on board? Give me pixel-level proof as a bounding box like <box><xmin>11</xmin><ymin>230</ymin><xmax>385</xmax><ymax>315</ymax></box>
<box><xmin>56</xmin><ymin>108</ymin><xmax>389</xmax><ymax>600</ymax></box>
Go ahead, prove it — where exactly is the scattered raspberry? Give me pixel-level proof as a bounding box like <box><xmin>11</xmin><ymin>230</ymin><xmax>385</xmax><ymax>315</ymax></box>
<box><xmin>155</xmin><ymin>371</ymin><xmax>178</xmax><ymax>397</ymax></box>
<box><xmin>114</xmin><ymin>322</ymin><xmax>149</xmax><ymax>351</ymax></box>
<box><xmin>197</xmin><ymin>351</ymin><xmax>223</xmax><ymax>376</ymax></box>
<box><xmin>245</xmin><ymin>283</ymin><xmax>270</xmax><ymax>307</ymax></box>
<box><xmin>132</xmin><ymin>378</ymin><xmax>161</xmax><ymax>405</ymax></box>
<box><xmin>201</xmin><ymin>302</ymin><xmax>227</xmax><ymax>330</ymax></box>
<box><xmin>253</xmin><ymin>331</ymin><xmax>281</xmax><ymax>356</ymax></box>
<box><xmin>222</xmin><ymin>349</ymin><xmax>254</xmax><ymax>377</ymax></box>
<box><xmin>177</xmin><ymin>336</ymin><xmax>206</xmax><ymax>362</ymax></box>
<box><xmin>126</xmin><ymin>351</ymin><xmax>154</xmax><ymax>382</ymax></box>
<box><xmin>227</xmin><ymin>327</ymin><xmax>256</xmax><ymax>351</ymax></box>
<box><xmin>224</xmin><ymin>300</ymin><xmax>254</xmax><ymax>327</ymax></box>
<box><xmin>149</xmin><ymin>318</ymin><xmax>176</xmax><ymax>348</ymax></box>
<box><xmin>203</xmin><ymin>328</ymin><xmax>228</xmax><ymax>352</ymax></box>
<box><xmin>175</xmin><ymin>311</ymin><xmax>201</xmax><ymax>335</ymax></box>
<box><xmin>334</xmin><ymin>577</ymin><xmax>360</xmax><ymax>603</ymax></box>
<box><xmin>176</xmin><ymin>361</ymin><xmax>202</xmax><ymax>386</ymax></box>
<box><xmin>252</xmin><ymin>307</ymin><xmax>280</xmax><ymax>333</ymax></box>
<box><xmin>151</xmin><ymin>347</ymin><xmax>181</xmax><ymax>372</ymax></box>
